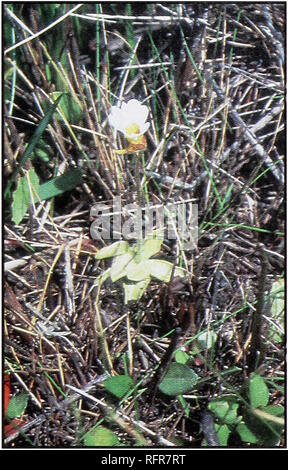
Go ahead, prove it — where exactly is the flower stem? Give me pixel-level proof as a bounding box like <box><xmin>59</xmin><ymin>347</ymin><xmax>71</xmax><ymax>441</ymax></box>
<box><xmin>134</xmin><ymin>153</ymin><xmax>145</xmax><ymax>259</ymax></box>
<box><xmin>135</xmin><ymin>153</ymin><xmax>144</xmax><ymax>209</ymax></box>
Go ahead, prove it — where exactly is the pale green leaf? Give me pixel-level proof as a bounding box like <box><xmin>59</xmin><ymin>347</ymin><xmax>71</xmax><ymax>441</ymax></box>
<box><xmin>123</xmin><ymin>278</ymin><xmax>150</xmax><ymax>303</ymax></box>
<box><xmin>146</xmin><ymin>259</ymin><xmax>173</xmax><ymax>282</ymax></box>
<box><xmin>137</xmin><ymin>237</ymin><xmax>163</xmax><ymax>261</ymax></box>
<box><xmin>175</xmin><ymin>350</ymin><xmax>190</xmax><ymax>364</ymax></box>
<box><xmin>93</xmin><ymin>268</ymin><xmax>111</xmax><ymax>287</ymax></box>
<box><xmin>144</xmin><ymin>260</ymin><xmax>186</xmax><ymax>282</ymax></box>
<box><xmin>110</xmin><ymin>251</ymin><xmax>134</xmax><ymax>282</ymax></box>
<box><xmin>11</xmin><ymin>168</ymin><xmax>40</xmax><ymax>225</ymax></box>
<box><xmin>126</xmin><ymin>259</ymin><xmax>152</xmax><ymax>281</ymax></box>
<box><xmin>95</xmin><ymin>241</ymin><xmax>129</xmax><ymax>260</ymax></box>
<box><xmin>269</xmin><ymin>278</ymin><xmax>284</xmax><ymax>343</ymax></box>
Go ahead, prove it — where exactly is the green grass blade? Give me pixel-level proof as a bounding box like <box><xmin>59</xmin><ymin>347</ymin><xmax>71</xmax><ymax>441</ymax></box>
<box><xmin>37</xmin><ymin>168</ymin><xmax>83</xmax><ymax>200</ymax></box>
<box><xmin>5</xmin><ymin>94</ymin><xmax>63</xmax><ymax>201</ymax></box>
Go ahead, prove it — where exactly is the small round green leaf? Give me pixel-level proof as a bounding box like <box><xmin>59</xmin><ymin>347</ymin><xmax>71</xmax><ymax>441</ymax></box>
<box><xmin>236</xmin><ymin>422</ymin><xmax>259</xmax><ymax>444</ymax></box>
<box><xmin>175</xmin><ymin>350</ymin><xmax>190</xmax><ymax>364</ymax></box>
<box><xmin>84</xmin><ymin>425</ymin><xmax>121</xmax><ymax>447</ymax></box>
<box><xmin>208</xmin><ymin>398</ymin><xmax>240</xmax><ymax>426</ymax></box>
<box><xmin>6</xmin><ymin>393</ymin><xmax>29</xmax><ymax>419</ymax></box>
<box><xmin>215</xmin><ymin>424</ymin><xmax>231</xmax><ymax>446</ymax></box>
<box><xmin>104</xmin><ymin>375</ymin><xmax>134</xmax><ymax>399</ymax></box>
<box><xmin>158</xmin><ymin>363</ymin><xmax>199</xmax><ymax>396</ymax></box>
<box><xmin>249</xmin><ymin>373</ymin><xmax>269</xmax><ymax>408</ymax></box>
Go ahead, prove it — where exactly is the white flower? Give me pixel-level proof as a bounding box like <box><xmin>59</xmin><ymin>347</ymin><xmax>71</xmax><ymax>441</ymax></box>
<box><xmin>108</xmin><ymin>99</ymin><xmax>150</xmax><ymax>145</ymax></box>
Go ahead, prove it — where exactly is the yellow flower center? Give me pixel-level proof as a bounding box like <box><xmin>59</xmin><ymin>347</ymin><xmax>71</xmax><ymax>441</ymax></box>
<box><xmin>124</xmin><ymin>123</ymin><xmax>144</xmax><ymax>145</ymax></box>
<box><xmin>125</xmin><ymin>123</ymin><xmax>140</xmax><ymax>136</ymax></box>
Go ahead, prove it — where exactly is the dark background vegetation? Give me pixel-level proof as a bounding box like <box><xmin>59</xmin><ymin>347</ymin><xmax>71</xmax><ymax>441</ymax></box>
<box><xmin>3</xmin><ymin>3</ymin><xmax>285</xmax><ymax>447</ymax></box>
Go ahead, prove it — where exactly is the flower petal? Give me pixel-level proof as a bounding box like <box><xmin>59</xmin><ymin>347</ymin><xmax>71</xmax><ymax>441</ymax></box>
<box><xmin>108</xmin><ymin>107</ymin><xmax>123</xmax><ymax>126</ymax></box>
<box><xmin>108</xmin><ymin>99</ymin><xmax>149</xmax><ymax>137</ymax></box>
<box><xmin>126</xmin><ymin>100</ymin><xmax>149</xmax><ymax>123</ymax></box>
<box><xmin>140</xmin><ymin>122</ymin><xmax>150</xmax><ymax>134</ymax></box>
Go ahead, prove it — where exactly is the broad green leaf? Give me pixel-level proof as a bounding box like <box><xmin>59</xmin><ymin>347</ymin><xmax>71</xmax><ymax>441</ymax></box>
<box><xmin>83</xmin><ymin>425</ymin><xmax>121</xmax><ymax>447</ymax></box>
<box><xmin>249</xmin><ymin>373</ymin><xmax>269</xmax><ymax>408</ymax></box>
<box><xmin>110</xmin><ymin>250</ymin><xmax>134</xmax><ymax>282</ymax></box>
<box><xmin>11</xmin><ymin>168</ymin><xmax>40</xmax><ymax>225</ymax></box>
<box><xmin>123</xmin><ymin>278</ymin><xmax>150</xmax><ymax>303</ymax></box>
<box><xmin>95</xmin><ymin>241</ymin><xmax>129</xmax><ymax>260</ymax></box>
<box><xmin>37</xmin><ymin>168</ymin><xmax>83</xmax><ymax>200</ymax></box>
<box><xmin>6</xmin><ymin>392</ymin><xmax>29</xmax><ymax>419</ymax></box>
<box><xmin>208</xmin><ymin>398</ymin><xmax>240</xmax><ymax>426</ymax></box>
<box><xmin>11</xmin><ymin>168</ymin><xmax>82</xmax><ymax>225</ymax></box>
<box><xmin>104</xmin><ymin>375</ymin><xmax>134</xmax><ymax>399</ymax></box>
<box><xmin>158</xmin><ymin>363</ymin><xmax>199</xmax><ymax>396</ymax></box>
